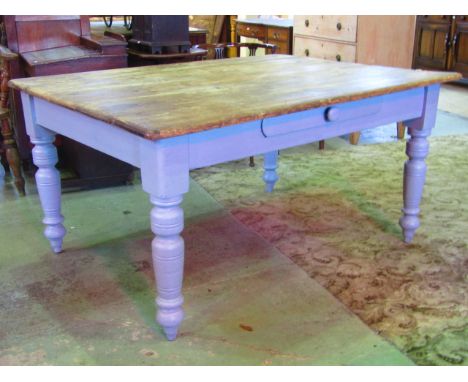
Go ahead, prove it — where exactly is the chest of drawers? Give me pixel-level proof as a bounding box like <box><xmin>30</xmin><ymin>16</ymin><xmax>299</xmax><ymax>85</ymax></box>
<box><xmin>294</xmin><ymin>16</ymin><xmax>417</xmax><ymax>144</ymax></box>
<box><xmin>294</xmin><ymin>16</ymin><xmax>416</xmax><ymax>66</ymax></box>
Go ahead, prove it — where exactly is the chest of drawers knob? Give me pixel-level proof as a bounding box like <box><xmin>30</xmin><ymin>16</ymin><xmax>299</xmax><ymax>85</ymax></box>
<box><xmin>305</xmin><ymin>49</ymin><xmax>310</xmax><ymax>56</ymax></box>
<box><xmin>325</xmin><ymin>107</ymin><xmax>339</xmax><ymax>122</ymax></box>
<box><xmin>336</xmin><ymin>22</ymin><xmax>342</xmax><ymax>31</ymax></box>
<box><xmin>305</xmin><ymin>19</ymin><xmax>310</xmax><ymax>27</ymax></box>
<box><xmin>336</xmin><ymin>54</ymin><xmax>342</xmax><ymax>61</ymax></box>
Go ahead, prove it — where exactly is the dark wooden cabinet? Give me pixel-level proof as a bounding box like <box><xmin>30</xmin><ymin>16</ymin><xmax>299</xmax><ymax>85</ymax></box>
<box><xmin>1</xmin><ymin>15</ymin><xmax>133</xmax><ymax>189</ymax></box>
<box><xmin>413</xmin><ymin>15</ymin><xmax>468</xmax><ymax>79</ymax></box>
<box><xmin>452</xmin><ymin>16</ymin><xmax>468</xmax><ymax>77</ymax></box>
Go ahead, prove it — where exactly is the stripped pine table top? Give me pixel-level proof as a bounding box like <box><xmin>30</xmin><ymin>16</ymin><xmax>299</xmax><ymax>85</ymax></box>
<box><xmin>9</xmin><ymin>55</ymin><xmax>461</xmax><ymax>140</ymax></box>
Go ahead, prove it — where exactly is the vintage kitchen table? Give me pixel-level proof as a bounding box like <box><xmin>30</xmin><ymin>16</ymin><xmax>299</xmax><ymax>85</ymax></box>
<box><xmin>9</xmin><ymin>55</ymin><xmax>461</xmax><ymax>341</ymax></box>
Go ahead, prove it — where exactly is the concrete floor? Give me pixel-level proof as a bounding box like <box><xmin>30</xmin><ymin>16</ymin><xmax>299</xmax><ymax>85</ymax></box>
<box><xmin>0</xmin><ymin>178</ymin><xmax>413</xmax><ymax>365</ymax></box>
<box><xmin>0</xmin><ymin>83</ymin><xmax>466</xmax><ymax>365</ymax></box>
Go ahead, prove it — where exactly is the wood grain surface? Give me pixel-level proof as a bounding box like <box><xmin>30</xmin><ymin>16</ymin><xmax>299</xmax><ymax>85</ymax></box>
<box><xmin>9</xmin><ymin>55</ymin><xmax>461</xmax><ymax>140</ymax></box>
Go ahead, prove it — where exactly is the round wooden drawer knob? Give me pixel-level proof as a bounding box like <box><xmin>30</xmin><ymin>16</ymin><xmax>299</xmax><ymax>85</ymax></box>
<box><xmin>337</xmin><ymin>22</ymin><xmax>342</xmax><ymax>31</ymax></box>
<box><xmin>305</xmin><ymin>49</ymin><xmax>310</xmax><ymax>56</ymax></box>
<box><xmin>305</xmin><ymin>19</ymin><xmax>310</xmax><ymax>27</ymax></box>
<box><xmin>336</xmin><ymin>54</ymin><xmax>342</xmax><ymax>62</ymax></box>
<box><xmin>325</xmin><ymin>107</ymin><xmax>339</xmax><ymax>122</ymax></box>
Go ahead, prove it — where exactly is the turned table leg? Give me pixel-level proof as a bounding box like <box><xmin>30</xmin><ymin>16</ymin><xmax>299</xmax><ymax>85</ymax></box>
<box><xmin>1</xmin><ymin>119</ymin><xmax>26</xmax><ymax>195</ymax></box>
<box><xmin>399</xmin><ymin>85</ymin><xmax>439</xmax><ymax>243</ymax></box>
<box><xmin>263</xmin><ymin>150</ymin><xmax>278</xmax><ymax>193</ymax></box>
<box><xmin>31</xmin><ymin>129</ymin><xmax>66</xmax><ymax>253</ymax></box>
<box><xmin>140</xmin><ymin>137</ymin><xmax>189</xmax><ymax>340</ymax></box>
<box><xmin>1</xmin><ymin>53</ymin><xmax>25</xmax><ymax>195</ymax></box>
<box><xmin>397</xmin><ymin>121</ymin><xmax>406</xmax><ymax>140</ymax></box>
<box><xmin>150</xmin><ymin>195</ymin><xmax>185</xmax><ymax>340</ymax></box>
<box><xmin>349</xmin><ymin>131</ymin><xmax>361</xmax><ymax>145</ymax></box>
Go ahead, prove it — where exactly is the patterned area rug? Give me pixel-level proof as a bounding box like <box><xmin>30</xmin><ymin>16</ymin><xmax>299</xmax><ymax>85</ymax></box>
<box><xmin>191</xmin><ymin>135</ymin><xmax>468</xmax><ymax>365</ymax></box>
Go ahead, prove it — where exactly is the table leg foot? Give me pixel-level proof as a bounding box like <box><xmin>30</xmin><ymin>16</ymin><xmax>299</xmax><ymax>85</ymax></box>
<box><xmin>150</xmin><ymin>195</ymin><xmax>185</xmax><ymax>341</ymax></box>
<box><xmin>31</xmin><ymin>131</ymin><xmax>66</xmax><ymax>253</ymax></box>
<box><xmin>263</xmin><ymin>151</ymin><xmax>278</xmax><ymax>193</ymax></box>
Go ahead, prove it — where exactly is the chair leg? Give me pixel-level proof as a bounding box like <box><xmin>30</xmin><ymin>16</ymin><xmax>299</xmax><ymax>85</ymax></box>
<box><xmin>249</xmin><ymin>156</ymin><xmax>255</xmax><ymax>167</ymax></box>
<box><xmin>1</xmin><ymin>119</ymin><xmax>25</xmax><ymax>195</ymax></box>
<box><xmin>349</xmin><ymin>132</ymin><xmax>361</xmax><ymax>145</ymax></box>
<box><xmin>397</xmin><ymin>121</ymin><xmax>406</xmax><ymax>140</ymax></box>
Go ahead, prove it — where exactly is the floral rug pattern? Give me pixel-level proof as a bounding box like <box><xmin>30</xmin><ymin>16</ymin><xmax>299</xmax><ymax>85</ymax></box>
<box><xmin>191</xmin><ymin>136</ymin><xmax>468</xmax><ymax>365</ymax></box>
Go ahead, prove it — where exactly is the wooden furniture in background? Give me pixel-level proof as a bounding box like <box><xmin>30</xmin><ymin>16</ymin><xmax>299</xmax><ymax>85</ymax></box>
<box><xmin>11</xmin><ymin>55</ymin><xmax>460</xmax><ymax>341</ymax></box>
<box><xmin>196</xmin><ymin>42</ymin><xmax>277</xmax><ymax>59</ymax></box>
<box><xmin>1</xmin><ymin>15</ymin><xmax>133</xmax><ymax>189</ymax></box>
<box><xmin>235</xmin><ymin>18</ymin><xmax>293</xmax><ymax>55</ymax></box>
<box><xmin>413</xmin><ymin>15</ymin><xmax>468</xmax><ymax>80</ymax></box>
<box><xmin>102</xmin><ymin>25</ymin><xmax>208</xmax><ymax>49</ymax></box>
<box><xmin>189</xmin><ymin>16</ymin><xmax>230</xmax><ymax>59</ymax></box>
<box><xmin>129</xmin><ymin>16</ymin><xmax>191</xmax><ymax>54</ymax></box>
<box><xmin>189</xmin><ymin>16</ymin><xmax>229</xmax><ymax>45</ymax></box>
<box><xmin>0</xmin><ymin>45</ymin><xmax>25</xmax><ymax>195</ymax></box>
<box><xmin>128</xmin><ymin>47</ymin><xmax>207</xmax><ymax>66</ymax></box>
<box><xmin>294</xmin><ymin>16</ymin><xmax>417</xmax><ymax>145</ymax></box>
<box><xmin>188</xmin><ymin>27</ymin><xmax>208</xmax><ymax>45</ymax></box>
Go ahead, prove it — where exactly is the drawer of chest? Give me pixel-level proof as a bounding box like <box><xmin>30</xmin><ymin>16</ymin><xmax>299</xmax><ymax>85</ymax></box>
<box><xmin>294</xmin><ymin>15</ymin><xmax>358</xmax><ymax>43</ymax></box>
<box><xmin>294</xmin><ymin>36</ymin><xmax>356</xmax><ymax>62</ymax></box>
<box><xmin>236</xmin><ymin>22</ymin><xmax>266</xmax><ymax>40</ymax></box>
<box><xmin>267</xmin><ymin>27</ymin><xmax>290</xmax><ymax>43</ymax></box>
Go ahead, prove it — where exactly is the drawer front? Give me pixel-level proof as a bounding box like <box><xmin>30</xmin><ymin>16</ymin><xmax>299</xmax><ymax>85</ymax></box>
<box><xmin>267</xmin><ymin>26</ymin><xmax>290</xmax><ymax>43</ymax></box>
<box><xmin>261</xmin><ymin>88</ymin><xmax>425</xmax><ymax>139</ymax></box>
<box><xmin>294</xmin><ymin>36</ymin><xmax>356</xmax><ymax>62</ymax></box>
<box><xmin>294</xmin><ymin>15</ymin><xmax>358</xmax><ymax>43</ymax></box>
<box><xmin>262</xmin><ymin>98</ymin><xmax>382</xmax><ymax>137</ymax></box>
<box><xmin>269</xmin><ymin>40</ymin><xmax>290</xmax><ymax>54</ymax></box>
<box><xmin>236</xmin><ymin>22</ymin><xmax>266</xmax><ymax>40</ymax></box>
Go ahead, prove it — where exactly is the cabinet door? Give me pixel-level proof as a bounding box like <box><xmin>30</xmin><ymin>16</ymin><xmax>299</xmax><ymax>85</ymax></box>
<box><xmin>413</xmin><ymin>16</ymin><xmax>451</xmax><ymax>70</ymax></box>
<box><xmin>451</xmin><ymin>16</ymin><xmax>468</xmax><ymax>78</ymax></box>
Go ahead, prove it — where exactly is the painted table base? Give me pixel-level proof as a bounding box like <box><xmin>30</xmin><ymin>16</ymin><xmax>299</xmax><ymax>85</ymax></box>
<box><xmin>20</xmin><ymin>84</ymin><xmax>440</xmax><ymax>340</ymax></box>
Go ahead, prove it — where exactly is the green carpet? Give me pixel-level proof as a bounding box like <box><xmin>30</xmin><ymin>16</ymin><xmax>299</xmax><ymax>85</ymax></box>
<box><xmin>191</xmin><ymin>135</ymin><xmax>468</xmax><ymax>366</ymax></box>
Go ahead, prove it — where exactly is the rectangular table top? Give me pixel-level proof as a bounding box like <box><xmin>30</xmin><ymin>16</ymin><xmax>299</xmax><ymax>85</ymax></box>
<box><xmin>10</xmin><ymin>55</ymin><xmax>461</xmax><ymax>140</ymax></box>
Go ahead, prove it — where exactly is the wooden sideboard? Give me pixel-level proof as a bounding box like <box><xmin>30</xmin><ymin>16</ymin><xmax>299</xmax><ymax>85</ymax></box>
<box><xmin>235</xmin><ymin>18</ymin><xmax>293</xmax><ymax>55</ymax></box>
<box><xmin>294</xmin><ymin>16</ymin><xmax>417</xmax><ymax>144</ymax></box>
<box><xmin>413</xmin><ymin>15</ymin><xmax>468</xmax><ymax>80</ymax></box>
